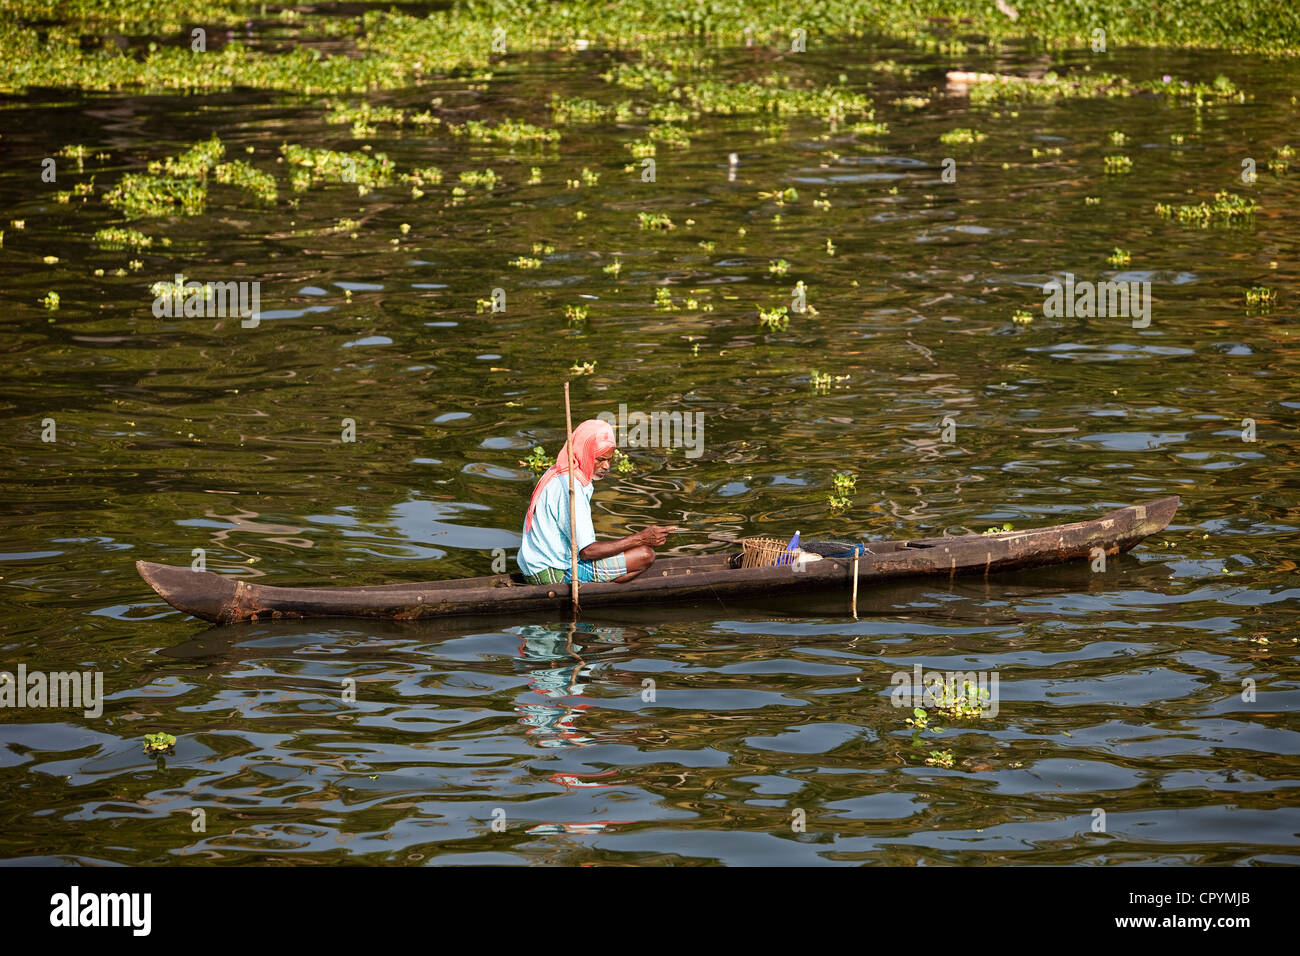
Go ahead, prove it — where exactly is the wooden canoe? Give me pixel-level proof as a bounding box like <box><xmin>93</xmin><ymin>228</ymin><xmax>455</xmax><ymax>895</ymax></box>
<box><xmin>136</xmin><ymin>496</ymin><xmax>1179</xmax><ymax>624</ymax></box>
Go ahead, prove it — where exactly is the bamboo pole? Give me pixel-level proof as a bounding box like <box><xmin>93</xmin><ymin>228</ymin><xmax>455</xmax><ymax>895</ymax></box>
<box><xmin>564</xmin><ymin>382</ymin><xmax>579</xmax><ymax>617</ymax></box>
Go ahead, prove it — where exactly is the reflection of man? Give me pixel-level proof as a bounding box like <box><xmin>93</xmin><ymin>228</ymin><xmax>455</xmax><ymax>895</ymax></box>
<box><xmin>512</xmin><ymin>623</ymin><xmax>625</xmax><ymax>748</ymax></box>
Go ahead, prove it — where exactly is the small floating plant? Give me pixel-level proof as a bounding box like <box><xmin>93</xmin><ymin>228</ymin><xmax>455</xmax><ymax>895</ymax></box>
<box><xmin>143</xmin><ymin>732</ymin><xmax>176</xmax><ymax>755</ymax></box>
<box><xmin>520</xmin><ymin>446</ymin><xmax>554</xmax><ymax>471</ymax></box>
<box><xmin>828</xmin><ymin>472</ymin><xmax>856</xmax><ymax>511</ymax></box>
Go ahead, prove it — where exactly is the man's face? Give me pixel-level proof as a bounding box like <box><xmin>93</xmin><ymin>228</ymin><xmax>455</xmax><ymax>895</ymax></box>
<box><xmin>593</xmin><ymin>450</ymin><xmax>613</xmax><ymax>479</ymax></box>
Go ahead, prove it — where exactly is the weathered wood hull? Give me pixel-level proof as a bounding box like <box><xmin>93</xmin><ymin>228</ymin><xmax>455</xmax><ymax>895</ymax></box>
<box><xmin>136</xmin><ymin>497</ymin><xmax>1179</xmax><ymax>624</ymax></box>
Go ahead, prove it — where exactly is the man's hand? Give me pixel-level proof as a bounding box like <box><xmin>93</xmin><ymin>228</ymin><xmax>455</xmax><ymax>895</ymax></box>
<box><xmin>636</xmin><ymin>525</ymin><xmax>678</xmax><ymax>547</ymax></box>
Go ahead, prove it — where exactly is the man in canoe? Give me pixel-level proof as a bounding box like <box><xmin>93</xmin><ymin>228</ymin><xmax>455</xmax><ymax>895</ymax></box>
<box><xmin>518</xmin><ymin>419</ymin><xmax>676</xmax><ymax>585</ymax></box>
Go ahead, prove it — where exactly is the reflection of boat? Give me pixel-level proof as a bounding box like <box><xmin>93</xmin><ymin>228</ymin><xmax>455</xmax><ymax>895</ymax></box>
<box><xmin>137</xmin><ymin>498</ymin><xmax>1179</xmax><ymax>624</ymax></box>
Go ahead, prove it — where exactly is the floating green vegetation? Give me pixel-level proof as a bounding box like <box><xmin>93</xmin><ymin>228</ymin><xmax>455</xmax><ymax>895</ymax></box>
<box><xmin>685</xmin><ymin>79</ymin><xmax>871</xmax><ymax>121</ymax></box>
<box><xmin>905</xmin><ymin>707</ymin><xmax>940</xmax><ymax>733</ymax></box>
<box><xmin>325</xmin><ymin>101</ymin><xmax>404</xmax><ymax>129</ymax></box>
<box><xmin>509</xmin><ymin>255</ymin><xmax>542</xmax><ymax>269</ymax></box>
<box><xmin>42</xmin><ymin>290</ymin><xmax>59</xmax><ymax>310</ymax></box>
<box><xmin>1012</xmin><ymin>309</ymin><xmax>1033</xmax><ymax>325</ymax></box>
<box><xmin>624</xmin><ymin>138</ymin><xmax>656</xmax><ymax>158</ymax></box>
<box><xmin>451</xmin><ymin>118</ymin><xmax>560</xmax><ymax>146</ymax></box>
<box><xmin>983</xmin><ymin>523</ymin><xmax>1015</xmax><ymax>534</ymax></box>
<box><xmin>149</xmin><ymin>274</ymin><xmax>214</xmax><ymax>302</ymax></box>
<box><xmin>404</xmin><ymin>165</ymin><xmax>443</xmax><ymax>185</ymax></box>
<box><xmin>1246</xmin><ymin>286</ymin><xmax>1277</xmax><ymax>308</ymax></box>
<box><xmin>868</xmin><ymin>60</ymin><xmax>918</xmax><ymax>77</ymax></box>
<box><xmin>101</xmin><ymin>134</ymin><xmax>242</xmax><ymax>217</ymax></box>
<box><xmin>57</xmin><ymin>142</ymin><xmax>91</xmax><ymax>160</ymax></box>
<box><xmin>148</xmin><ymin>134</ymin><xmax>223</xmax><ymax>178</ymax></box>
<box><xmin>852</xmin><ymin>120</ymin><xmax>890</xmax><ymax>135</ymax></box>
<box><xmin>143</xmin><ymin>732</ymin><xmax>176</xmax><ymax>755</ymax></box>
<box><xmin>768</xmin><ymin>259</ymin><xmax>791</xmax><ymax>276</ymax></box>
<box><xmin>939</xmin><ymin>127</ymin><xmax>986</xmax><ymax>145</ymax></box>
<box><xmin>602</xmin><ymin>61</ymin><xmax>678</xmax><ymax>93</ymax></box>
<box><xmin>1268</xmin><ymin>144</ymin><xmax>1295</xmax><ymax>172</ymax></box>
<box><xmin>565</xmin><ymin>167</ymin><xmax>599</xmax><ymax>189</ymax></box>
<box><xmin>2</xmin><ymin>1</ymin><xmax>1293</xmax><ymax>100</ymax></box>
<box><xmin>653</xmin><ymin>287</ymin><xmax>679</xmax><ymax>311</ymax></box>
<box><xmin>647</xmin><ymin>101</ymin><xmax>694</xmax><ymax>124</ymax></box>
<box><xmin>1156</xmin><ymin>191</ymin><xmax>1259</xmax><ymax>225</ymax></box>
<box><xmin>55</xmin><ymin>179</ymin><xmax>96</xmax><ymax>203</ymax></box>
<box><xmin>570</xmin><ymin>360</ymin><xmax>596</xmax><ymax>375</ymax></box>
<box><xmin>550</xmin><ymin>95</ymin><xmax>612</xmax><ymax>124</ymax></box>
<box><xmin>925</xmin><ymin>749</ymin><xmax>955</xmax><ymax>769</ymax></box>
<box><xmin>758</xmin><ymin>186</ymin><xmax>798</xmax><ymax>204</ymax></box>
<box><xmin>323</xmin><ymin>100</ymin><xmax>437</xmax><ymax>136</ymax></box>
<box><xmin>280</xmin><ymin>144</ymin><xmax>395</xmax><ymax>191</ymax></box>
<box><xmin>459</xmin><ymin>168</ymin><xmax>499</xmax><ymax>189</ymax></box>
<box><xmin>1108</xmin><ymin>130</ymin><xmax>1128</xmax><ymax>146</ymax></box>
<box><xmin>92</xmin><ymin>226</ymin><xmax>154</xmax><ymax>249</ymax></box>
<box><xmin>1107</xmin><ymin>247</ymin><xmax>1132</xmax><ymax>266</ymax></box>
<box><xmin>612</xmin><ymin>449</ymin><xmax>634</xmax><ymax>474</ymax></box>
<box><xmin>214</xmin><ymin>161</ymin><xmax>276</xmax><ymax>201</ymax></box>
<box><xmin>520</xmin><ymin>446</ymin><xmax>554</xmax><ymax>471</ymax></box>
<box><xmin>105</xmin><ymin>174</ymin><xmax>206</xmax><ymax>218</ymax></box>
<box><xmin>1104</xmin><ymin>154</ymin><xmax>1133</xmax><ymax>174</ymax></box>
<box><xmin>932</xmin><ymin>680</ymin><xmax>990</xmax><ymax>720</ymax></box>
<box><xmin>602</xmin><ymin>260</ymin><xmax>622</xmax><ymax>276</ymax></box>
<box><xmin>758</xmin><ymin>304</ymin><xmax>789</xmax><ymax>331</ymax></box>
<box><xmin>890</xmin><ymin>95</ymin><xmax>929</xmax><ymax>109</ymax></box>
<box><xmin>564</xmin><ymin>304</ymin><xmax>589</xmax><ymax>323</ymax></box>
<box><xmin>829</xmin><ymin>471</ymin><xmax>856</xmax><ymax>511</ymax></box>
<box><xmin>1030</xmin><ymin>145</ymin><xmax>1061</xmax><ymax>158</ymax></box>
<box><xmin>1085</xmin><ymin>196</ymin><xmax>1101</xmax><ymax>205</ymax></box>
<box><xmin>647</xmin><ymin>124</ymin><xmax>691</xmax><ymax>148</ymax></box>
<box><xmin>810</xmin><ymin>370</ymin><xmax>831</xmax><ymax>393</ymax></box>
<box><xmin>967</xmin><ymin>71</ymin><xmax>1241</xmax><ymax>106</ymax></box>
<box><xmin>637</xmin><ymin>211</ymin><xmax>674</xmax><ymax>230</ymax></box>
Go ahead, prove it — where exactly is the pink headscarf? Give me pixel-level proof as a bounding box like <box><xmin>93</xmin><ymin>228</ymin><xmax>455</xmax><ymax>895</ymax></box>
<box><xmin>525</xmin><ymin>419</ymin><xmax>616</xmax><ymax>532</ymax></box>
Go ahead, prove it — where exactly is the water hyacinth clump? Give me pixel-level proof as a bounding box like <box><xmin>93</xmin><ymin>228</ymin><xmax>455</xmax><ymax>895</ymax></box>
<box><xmin>213</xmin><ymin>161</ymin><xmax>277</xmax><ymax>202</ymax></box>
<box><xmin>450</xmin><ymin>118</ymin><xmax>561</xmax><ymax>146</ymax></box>
<box><xmin>637</xmin><ymin>212</ymin><xmax>675</xmax><ymax>230</ymax></box>
<box><xmin>1156</xmin><ymin>191</ymin><xmax>1260</xmax><ymax>225</ymax></box>
<box><xmin>965</xmin><ymin>70</ymin><xmax>1242</xmax><ymax>106</ymax></box>
<box><xmin>92</xmin><ymin>227</ymin><xmax>155</xmax><ymax>249</ymax></box>
<box><xmin>105</xmin><ymin>175</ymin><xmax>207</xmax><ymax>218</ymax></box>
<box><xmin>758</xmin><ymin>304</ymin><xmax>789</xmax><ymax>331</ymax></box>
<box><xmin>1245</xmin><ymin>286</ymin><xmax>1277</xmax><ymax>308</ymax></box>
<box><xmin>939</xmin><ymin>127</ymin><xmax>986</xmax><ymax>145</ymax></box>
<box><xmin>280</xmin><ymin>144</ymin><xmax>396</xmax><ymax>191</ymax></box>
<box><xmin>829</xmin><ymin>471</ymin><xmax>856</xmax><ymax>511</ymax></box>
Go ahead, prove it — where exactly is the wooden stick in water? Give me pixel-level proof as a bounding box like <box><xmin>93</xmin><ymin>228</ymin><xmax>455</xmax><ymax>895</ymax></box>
<box><xmin>851</xmin><ymin>550</ymin><xmax>860</xmax><ymax>620</ymax></box>
<box><xmin>564</xmin><ymin>381</ymin><xmax>579</xmax><ymax>617</ymax></box>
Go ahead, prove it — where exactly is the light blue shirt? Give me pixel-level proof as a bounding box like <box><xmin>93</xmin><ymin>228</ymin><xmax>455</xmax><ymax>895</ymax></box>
<box><xmin>518</xmin><ymin>476</ymin><xmax>596</xmax><ymax>575</ymax></box>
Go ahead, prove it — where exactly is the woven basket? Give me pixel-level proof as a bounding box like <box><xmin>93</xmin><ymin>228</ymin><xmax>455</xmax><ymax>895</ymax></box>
<box><xmin>741</xmin><ymin>537</ymin><xmax>800</xmax><ymax>569</ymax></box>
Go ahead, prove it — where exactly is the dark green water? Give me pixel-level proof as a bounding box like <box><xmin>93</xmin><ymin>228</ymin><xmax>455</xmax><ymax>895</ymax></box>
<box><xmin>1</xmin><ymin>37</ymin><xmax>1297</xmax><ymax>864</ymax></box>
